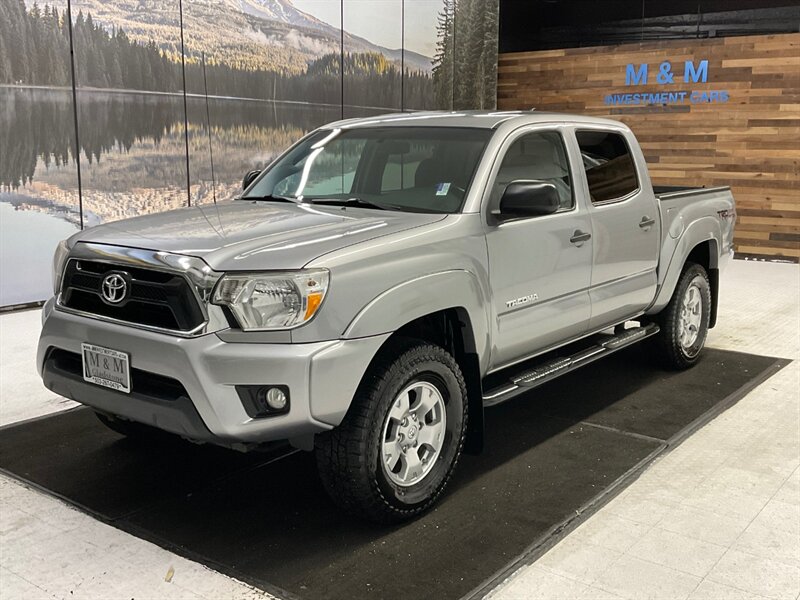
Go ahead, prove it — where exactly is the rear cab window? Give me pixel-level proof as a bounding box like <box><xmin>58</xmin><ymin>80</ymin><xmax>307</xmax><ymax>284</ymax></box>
<box><xmin>575</xmin><ymin>130</ymin><xmax>639</xmax><ymax>204</ymax></box>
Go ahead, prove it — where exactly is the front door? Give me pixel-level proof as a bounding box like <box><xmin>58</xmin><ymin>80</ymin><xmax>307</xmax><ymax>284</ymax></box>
<box><xmin>484</xmin><ymin>127</ymin><xmax>593</xmax><ymax>371</ymax></box>
<box><xmin>574</xmin><ymin>128</ymin><xmax>660</xmax><ymax>330</ymax></box>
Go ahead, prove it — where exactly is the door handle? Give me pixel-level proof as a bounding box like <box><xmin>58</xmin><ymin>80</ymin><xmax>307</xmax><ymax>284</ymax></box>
<box><xmin>639</xmin><ymin>216</ymin><xmax>656</xmax><ymax>229</ymax></box>
<box><xmin>570</xmin><ymin>230</ymin><xmax>591</xmax><ymax>245</ymax></box>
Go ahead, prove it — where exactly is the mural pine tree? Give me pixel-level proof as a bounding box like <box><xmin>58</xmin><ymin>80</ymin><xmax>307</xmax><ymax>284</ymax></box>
<box><xmin>432</xmin><ymin>0</ymin><xmax>498</xmax><ymax>110</ymax></box>
<box><xmin>432</xmin><ymin>0</ymin><xmax>455</xmax><ymax>109</ymax></box>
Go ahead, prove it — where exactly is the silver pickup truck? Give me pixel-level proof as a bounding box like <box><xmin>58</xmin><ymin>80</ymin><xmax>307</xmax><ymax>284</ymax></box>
<box><xmin>38</xmin><ymin>111</ymin><xmax>735</xmax><ymax>522</ymax></box>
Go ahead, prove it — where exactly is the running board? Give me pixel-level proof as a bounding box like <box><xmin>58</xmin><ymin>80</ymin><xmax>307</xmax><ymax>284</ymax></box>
<box><xmin>482</xmin><ymin>323</ymin><xmax>660</xmax><ymax>407</ymax></box>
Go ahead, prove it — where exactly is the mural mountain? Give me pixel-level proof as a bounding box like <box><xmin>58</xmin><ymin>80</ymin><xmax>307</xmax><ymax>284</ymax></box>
<box><xmin>52</xmin><ymin>0</ymin><xmax>432</xmax><ymax>73</ymax></box>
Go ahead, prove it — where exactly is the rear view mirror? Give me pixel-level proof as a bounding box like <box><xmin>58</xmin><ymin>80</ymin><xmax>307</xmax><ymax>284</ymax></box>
<box><xmin>498</xmin><ymin>180</ymin><xmax>560</xmax><ymax>219</ymax></box>
<box><xmin>243</xmin><ymin>169</ymin><xmax>261</xmax><ymax>190</ymax></box>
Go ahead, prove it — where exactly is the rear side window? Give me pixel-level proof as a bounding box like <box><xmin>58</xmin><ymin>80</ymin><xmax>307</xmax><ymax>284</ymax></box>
<box><xmin>576</xmin><ymin>131</ymin><xmax>639</xmax><ymax>203</ymax></box>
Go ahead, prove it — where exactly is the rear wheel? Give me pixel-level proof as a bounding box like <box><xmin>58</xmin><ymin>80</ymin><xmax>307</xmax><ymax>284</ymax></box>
<box><xmin>653</xmin><ymin>263</ymin><xmax>711</xmax><ymax>370</ymax></box>
<box><xmin>315</xmin><ymin>340</ymin><xmax>468</xmax><ymax>523</ymax></box>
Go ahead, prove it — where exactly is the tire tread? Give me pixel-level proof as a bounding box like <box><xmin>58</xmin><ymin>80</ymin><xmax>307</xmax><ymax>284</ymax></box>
<box><xmin>315</xmin><ymin>340</ymin><xmax>468</xmax><ymax>523</ymax></box>
<box><xmin>653</xmin><ymin>262</ymin><xmax>711</xmax><ymax>370</ymax></box>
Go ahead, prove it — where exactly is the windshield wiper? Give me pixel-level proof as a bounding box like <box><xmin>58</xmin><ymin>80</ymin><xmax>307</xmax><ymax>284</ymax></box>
<box><xmin>307</xmin><ymin>197</ymin><xmax>394</xmax><ymax>211</ymax></box>
<box><xmin>239</xmin><ymin>193</ymin><xmax>301</xmax><ymax>203</ymax></box>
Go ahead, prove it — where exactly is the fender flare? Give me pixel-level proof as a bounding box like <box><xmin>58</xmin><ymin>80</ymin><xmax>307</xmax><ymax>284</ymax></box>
<box><xmin>649</xmin><ymin>216</ymin><xmax>720</xmax><ymax>314</ymax></box>
<box><xmin>343</xmin><ymin>269</ymin><xmax>491</xmax><ymax>372</ymax></box>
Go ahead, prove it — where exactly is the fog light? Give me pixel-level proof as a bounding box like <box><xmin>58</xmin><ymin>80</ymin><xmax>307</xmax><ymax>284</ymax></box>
<box><xmin>264</xmin><ymin>387</ymin><xmax>287</xmax><ymax>411</ymax></box>
<box><xmin>235</xmin><ymin>384</ymin><xmax>290</xmax><ymax>418</ymax></box>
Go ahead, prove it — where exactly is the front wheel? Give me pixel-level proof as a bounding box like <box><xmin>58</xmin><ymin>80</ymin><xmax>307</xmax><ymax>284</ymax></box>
<box><xmin>315</xmin><ymin>340</ymin><xmax>468</xmax><ymax>523</ymax></box>
<box><xmin>653</xmin><ymin>263</ymin><xmax>711</xmax><ymax>370</ymax></box>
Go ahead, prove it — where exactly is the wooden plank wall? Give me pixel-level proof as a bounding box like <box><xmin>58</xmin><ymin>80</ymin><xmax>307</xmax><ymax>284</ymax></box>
<box><xmin>497</xmin><ymin>33</ymin><xmax>800</xmax><ymax>260</ymax></box>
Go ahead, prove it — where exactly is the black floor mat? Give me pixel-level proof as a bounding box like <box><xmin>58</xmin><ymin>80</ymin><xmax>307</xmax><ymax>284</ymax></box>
<box><xmin>0</xmin><ymin>348</ymin><xmax>785</xmax><ymax>600</ymax></box>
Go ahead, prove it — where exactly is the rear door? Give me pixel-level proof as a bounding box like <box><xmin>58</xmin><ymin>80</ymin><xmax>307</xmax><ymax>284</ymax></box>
<box><xmin>573</xmin><ymin>128</ymin><xmax>660</xmax><ymax>330</ymax></box>
<box><xmin>483</xmin><ymin>125</ymin><xmax>593</xmax><ymax>370</ymax></box>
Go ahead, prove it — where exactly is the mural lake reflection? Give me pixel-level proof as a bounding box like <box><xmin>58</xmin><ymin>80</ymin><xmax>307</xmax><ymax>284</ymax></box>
<box><xmin>0</xmin><ymin>86</ymin><xmax>370</xmax><ymax>305</ymax></box>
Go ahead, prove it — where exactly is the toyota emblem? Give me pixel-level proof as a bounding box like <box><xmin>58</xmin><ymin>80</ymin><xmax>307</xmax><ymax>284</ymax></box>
<box><xmin>101</xmin><ymin>273</ymin><xmax>129</xmax><ymax>304</ymax></box>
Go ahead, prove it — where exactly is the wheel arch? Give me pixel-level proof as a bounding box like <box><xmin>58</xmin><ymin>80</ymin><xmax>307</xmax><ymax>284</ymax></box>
<box><xmin>343</xmin><ymin>269</ymin><xmax>491</xmax><ymax>368</ymax></box>
<box><xmin>649</xmin><ymin>219</ymin><xmax>721</xmax><ymax>327</ymax></box>
<box><xmin>369</xmin><ymin>307</ymin><xmax>485</xmax><ymax>455</ymax></box>
<box><xmin>685</xmin><ymin>239</ymin><xmax>720</xmax><ymax>328</ymax></box>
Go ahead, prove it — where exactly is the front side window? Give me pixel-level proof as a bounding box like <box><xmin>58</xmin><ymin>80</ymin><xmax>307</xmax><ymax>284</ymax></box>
<box><xmin>245</xmin><ymin>127</ymin><xmax>491</xmax><ymax>214</ymax></box>
<box><xmin>575</xmin><ymin>130</ymin><xmax>639</xmax><ymax>203</ymax></box>
<box><xmin>490</xmin><ymin>131</ymin><xmax>573</xmax><ymax>213</ymax></box>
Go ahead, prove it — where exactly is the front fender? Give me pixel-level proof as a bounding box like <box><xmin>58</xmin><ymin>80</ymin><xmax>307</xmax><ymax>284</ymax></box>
<box><xmin>649</xmin><ymin>216</ymin><xmax>720</xmax><ymax>314</ymax></box>
<box><xmin>343</xmin><ymin>269</ymin><xmax>491</xmax><ymax>373</ymax></box>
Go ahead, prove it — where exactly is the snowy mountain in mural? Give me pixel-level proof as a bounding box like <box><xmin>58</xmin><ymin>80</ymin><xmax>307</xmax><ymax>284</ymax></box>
<box><xmin>48</xmin><ymin>0</ymin><xmax>433</xmax><ymax>73</ymax></box>
<box><xmin>237</xmin><ymin>0</ymin><xmax>330</xmax><ymax>30</ymax></box>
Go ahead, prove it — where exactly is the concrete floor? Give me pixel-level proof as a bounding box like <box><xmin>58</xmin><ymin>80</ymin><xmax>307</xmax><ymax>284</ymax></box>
<box><xmin>0</xmin><ymin>259</ymin><xmax>798</xmax><ymax>600</ymax></box>
<box><xmin>490</xmin><ymin>260</ymin><xmax>800</xmax><ymax>600</ymax></box>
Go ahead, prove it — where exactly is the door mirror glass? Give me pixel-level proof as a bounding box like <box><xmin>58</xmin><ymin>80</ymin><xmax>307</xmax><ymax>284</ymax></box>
<box><xmin>242</xmin><ymin>169</ymin><xmax>261</xmax><ymax>191</ymax></box>
<box><xmin>498</xmin><ymin>180</ymin><xmax>560</xmax><ymax>219</ymax></box>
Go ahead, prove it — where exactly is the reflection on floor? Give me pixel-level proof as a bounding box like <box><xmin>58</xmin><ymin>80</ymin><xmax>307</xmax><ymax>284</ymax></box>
<box><xmin>0</xmin><ymin>259</ymin><xmax>798</xmax><ymax>600</ymax></box>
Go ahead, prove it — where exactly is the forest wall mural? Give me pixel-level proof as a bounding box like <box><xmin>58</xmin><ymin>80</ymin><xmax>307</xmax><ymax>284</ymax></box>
<box><xmin>0</xmin><ymin>0</ymin><xmax>499</xmax><ymax>306</ymax></box>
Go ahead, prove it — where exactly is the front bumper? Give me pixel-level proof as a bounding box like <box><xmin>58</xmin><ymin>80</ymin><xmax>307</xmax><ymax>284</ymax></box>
<box><xmin>37</xmin><ymin>299</ymin><xmax>389</xmax><ymax>447</ymax></box>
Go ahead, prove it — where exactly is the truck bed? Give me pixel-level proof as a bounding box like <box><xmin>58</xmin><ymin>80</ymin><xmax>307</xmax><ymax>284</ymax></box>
<box><xmin>654</xmin><ymin>184</ymin><xmax>736</xmax><ymax>302</ymax></box>
<box><xmin>654</xmin><ymin>185</ymin><xmax>731</xmax><ymax>200</ymax></box>
<box><xmin>656</xmin><ymin>185</ymin><xmax>734</xmax><ymax>245</ymax></box>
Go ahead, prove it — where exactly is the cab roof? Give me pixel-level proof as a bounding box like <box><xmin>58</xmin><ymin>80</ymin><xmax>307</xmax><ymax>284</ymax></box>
<box><xmin>325</xmin><ymin>110</ymin><xmax>625</xmax><ymax>130</ymax></box>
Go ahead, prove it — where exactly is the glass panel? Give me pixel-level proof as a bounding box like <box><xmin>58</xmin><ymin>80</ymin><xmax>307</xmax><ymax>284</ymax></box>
<box><xmin>71</xmin><ymin>0</ymin><xmax>189</xmax><ymax>224</ymax></box>
<box><xmin>182</xmin><ymin>0</ymin><xmax>342</xmax><ymax>205</ymax></box>
<box><xmin>431</xmin><ymin>0</ymin><xmax>455</xmax><ymax>110</ymax></box>
<box><xmin>0</xmin><ymin>1</ymin><xmax>81</xmax><ymax>305</ymax></box>
<box><xmin>381</xmin><ymin>141</ymin><xmax>438</xmax><ymax>192</ymax></box>
<box><xmin>246</xmin><ymin>127</ymin><xmax>491</xmax><ymax>214</ymax></box>
<box><xmin>343</xmin><ymin>0</ymin><xmax>402</xmax><ymax>118</ymax></box>
<box><xmin>453</xmin><ymin>0</ymin><xmax>499</xmax><ymax>110</ymax></box>
<box><xmin>403</xmin><ymin>0</ymin><xmax>439</xmax><ymax>110</ymax></box>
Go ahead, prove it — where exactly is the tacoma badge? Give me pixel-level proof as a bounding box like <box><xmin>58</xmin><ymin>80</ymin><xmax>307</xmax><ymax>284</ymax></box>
<box><xmin>506</xmin><ymin>293</ymin><xmax>538</xmax><ymax>308</ymax></box>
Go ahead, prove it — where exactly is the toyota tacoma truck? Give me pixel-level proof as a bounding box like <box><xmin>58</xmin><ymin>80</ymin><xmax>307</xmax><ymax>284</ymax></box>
<box><xmin>38</xmin><ymin>111</ymin><xmax>736</xmax><ymax>522</ymax></box>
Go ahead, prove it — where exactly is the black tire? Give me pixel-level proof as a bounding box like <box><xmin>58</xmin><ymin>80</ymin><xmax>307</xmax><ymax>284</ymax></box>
<box><xmin>315</xmin><ymin>339</ymin><xmax>468</xmax><ymax>523</ymax></box>
<box><xmin>94</xmin><ymin>411</ymin><xmax>157</xmax><ymax>439</ymax></box>
<box><xmin>653</xmin><ymin>262</ymin><xmax>711</xmax><ymax>370</ymax></box>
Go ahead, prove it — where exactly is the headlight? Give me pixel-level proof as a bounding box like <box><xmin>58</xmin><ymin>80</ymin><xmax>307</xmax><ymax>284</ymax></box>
<box><xmin>52</xmin><ymin>239</ymin><xmax>70</xmax><ymax>294</ymax></box>
<box><xmin>212</xmin><ymin>269</ymin><xmax>329</xmax><ymax>331</ymax></box>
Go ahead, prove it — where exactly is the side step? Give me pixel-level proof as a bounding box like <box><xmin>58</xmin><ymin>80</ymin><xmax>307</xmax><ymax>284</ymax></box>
<box><xmin>482</xmin><ymin>323</ymin><xmax>660</xmax><ymax>407</ymax></box>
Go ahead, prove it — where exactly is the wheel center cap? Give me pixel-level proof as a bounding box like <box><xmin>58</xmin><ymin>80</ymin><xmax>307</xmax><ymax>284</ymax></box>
<box><xmin>407</xmin><ymin>425</ymin><xmax>418</xmax><ymax>440</ymax></box>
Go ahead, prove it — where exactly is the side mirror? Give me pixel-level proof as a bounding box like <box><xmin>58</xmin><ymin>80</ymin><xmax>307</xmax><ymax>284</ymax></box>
<box><xmin>498</xmin><ymin>180</ymin><xmax>560</xmax><ymax>219</ymax></box>
<box><xmin>243</xmin><ymin>169</ymin><xmax>261</xmax><ymax>191</ymax></box>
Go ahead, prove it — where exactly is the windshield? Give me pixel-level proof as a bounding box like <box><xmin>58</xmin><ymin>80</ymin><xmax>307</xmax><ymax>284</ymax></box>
<box><xmin>242</xmin><ymin>126</ymin><xmax>492</xmax><ymax>213</ymax></box>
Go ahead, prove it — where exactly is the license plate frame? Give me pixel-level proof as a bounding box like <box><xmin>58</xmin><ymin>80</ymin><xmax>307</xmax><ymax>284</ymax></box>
<box><xmin>81</xmin><ymin>343</ymin><xmax>131</xmax><ymax>394</ymax></box>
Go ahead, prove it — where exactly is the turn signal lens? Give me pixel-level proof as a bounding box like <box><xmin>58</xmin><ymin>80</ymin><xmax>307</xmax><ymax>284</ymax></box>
<box><xmin>305</xmin><ymin>291</ymin><xmax>324</xmax><ymax>321</ymax></box>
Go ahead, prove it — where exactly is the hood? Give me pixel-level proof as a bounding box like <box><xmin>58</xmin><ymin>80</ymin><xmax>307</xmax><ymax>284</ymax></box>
<box><xmin>69</xmin><ymin>200</ymin><xmax>445</xmax><ymax>271</ymax></box>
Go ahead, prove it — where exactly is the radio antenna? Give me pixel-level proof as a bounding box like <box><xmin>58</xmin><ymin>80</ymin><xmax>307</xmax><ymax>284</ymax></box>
<box><xmin>201</xmin><ymin>52</ymin><xmax>217</xmax><ymax>206</ymax></box>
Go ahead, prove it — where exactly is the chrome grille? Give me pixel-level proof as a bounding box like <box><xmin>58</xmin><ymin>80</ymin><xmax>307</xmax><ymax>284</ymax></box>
<box><xmin>59</xmin><ymin>259</ymin><xmax>206</xmax><ymax>333</ymax></box>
